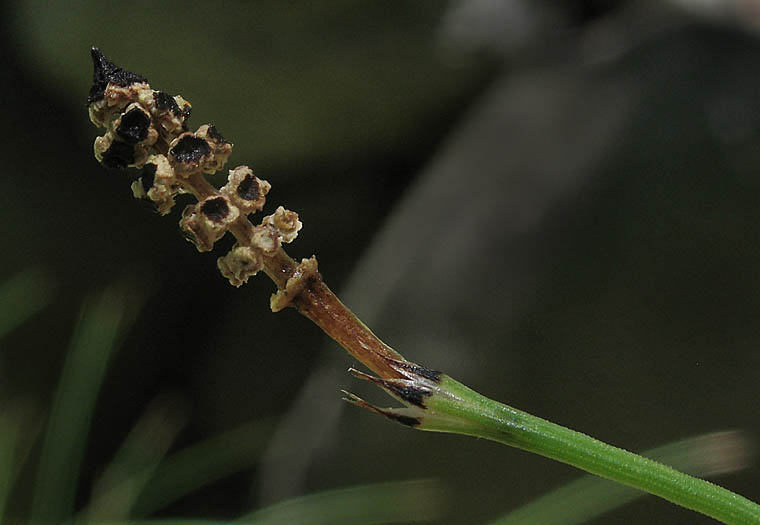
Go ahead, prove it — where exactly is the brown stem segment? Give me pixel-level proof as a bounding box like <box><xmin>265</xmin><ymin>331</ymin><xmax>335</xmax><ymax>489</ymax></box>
<box><xmin>293</xmin><ymin>278</ymin><xmax>406</xmax><ymax>379</ymax></box>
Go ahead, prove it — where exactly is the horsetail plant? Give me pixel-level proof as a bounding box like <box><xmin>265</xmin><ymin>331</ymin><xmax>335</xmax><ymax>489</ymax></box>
<box><xmin>86</xmin><ymin>47</ymin><xmax>760</xmax><ymax>524</ymax></box>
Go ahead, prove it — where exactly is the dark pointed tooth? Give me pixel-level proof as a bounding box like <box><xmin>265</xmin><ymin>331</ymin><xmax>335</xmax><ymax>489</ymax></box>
<box><xmin>87</xmin><ymin>46</ymin><xmax>148</xmax><ymax>105</ymax></box>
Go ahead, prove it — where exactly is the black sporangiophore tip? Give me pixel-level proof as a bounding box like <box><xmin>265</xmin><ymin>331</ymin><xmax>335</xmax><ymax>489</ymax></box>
<box><xmin>87</xmin><ymin>46</ymin><xmax>148</xmax><ymax>106</ymax></box>
<box><xmin>201</xmin><ymin>197</ymin><xmax>230</xmax><ymax>223</ymax></box>
<box><xmin>236</xmin><ymin>174</ymin><xmax>261</xmax><ymax>201</ymax></box>
<box><xmin>116</xmin><ymin>107</ymin><xmax>151</xmax><ymax>144</ymax></box>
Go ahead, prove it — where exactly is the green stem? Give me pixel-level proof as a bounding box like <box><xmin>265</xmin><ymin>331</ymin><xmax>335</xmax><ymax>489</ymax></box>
<box><xmin>423</xmin><ymin>376</ymin><xmax>760</xmax><ymax>524</ymax></box>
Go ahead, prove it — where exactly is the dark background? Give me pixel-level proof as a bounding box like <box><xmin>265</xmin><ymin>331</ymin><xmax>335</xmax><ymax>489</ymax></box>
<box><xmin>2</xmin><ymin>1</ymin><xmax>760</xmax><ymax>523</ymax></box>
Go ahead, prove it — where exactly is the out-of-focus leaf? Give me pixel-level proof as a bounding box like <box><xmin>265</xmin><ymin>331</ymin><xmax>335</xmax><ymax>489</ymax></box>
<box><xmin>0</xmin><ymin>402</ymin><xmax>42</xmax><ymax>522</ymax></box>
<box><xmin>0</xmin><ymin>268</ymin><xmax>54</xmax><ymax>339</ymax></box>
<box><xmin>100</xmin><ymin>520</ymin><xmax>233</xmax><ymax>525</ymax></box>
<box><xmin>82</xmin><ymin>394</ymin><xmax>187</xmax><ymax>522</ymax></box>
<box><xmin>0</xmin><ymin>412</ymin><xmax>21</xmax><ymax>521</ymax></box>
<box><xmin>30</xmin><ymin>283</ymin><xmax>142</xmax><ymax>523</ymax></box>
<box><xmin>240</xmin><ymin>479</ymin><xmax>446</xmax><ymax>524</ymax></box>
<box><xmin>130</xmin><ymin>418</ymin><xmax>273</xmax><ymax>518</ymax></box>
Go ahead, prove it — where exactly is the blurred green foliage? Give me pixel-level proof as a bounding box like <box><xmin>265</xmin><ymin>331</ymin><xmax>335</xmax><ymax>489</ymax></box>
<box><xmin>0</xmin><ymin>276</ymin><xmax>448</xmax><ymax>523</ymax></box>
